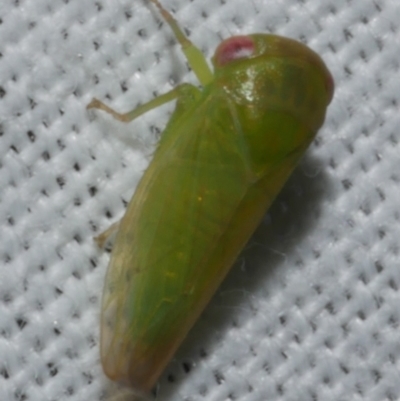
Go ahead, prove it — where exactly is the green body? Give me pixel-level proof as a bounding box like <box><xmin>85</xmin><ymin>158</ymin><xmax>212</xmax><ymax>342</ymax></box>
<box><xmin>90</xmin><ymin>0</ymin><xmax>334</xmax><ymax>394</ymax></box>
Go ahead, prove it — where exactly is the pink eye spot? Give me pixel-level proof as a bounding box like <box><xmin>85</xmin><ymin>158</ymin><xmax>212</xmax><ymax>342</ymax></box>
<box><xmin>214</xmin><ymin>36</ymin><xmax>255</xmax><ymax>67</ymax></box>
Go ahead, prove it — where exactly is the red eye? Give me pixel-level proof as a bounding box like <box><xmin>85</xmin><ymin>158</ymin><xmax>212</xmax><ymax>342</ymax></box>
<box><xmin>214</xmin><ymin>36</ymin><xmax>255</xmax><ymax>67</ymax></box>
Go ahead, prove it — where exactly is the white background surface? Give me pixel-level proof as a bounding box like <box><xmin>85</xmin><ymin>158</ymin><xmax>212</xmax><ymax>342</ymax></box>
<box><xmin>1</xmin><ymin>0</ymin><xmax>400</xmax><ymax>400</ymax></box>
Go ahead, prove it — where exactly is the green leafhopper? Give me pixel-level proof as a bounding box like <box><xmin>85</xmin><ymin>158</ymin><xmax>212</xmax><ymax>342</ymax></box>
<box><xmin>87</xmin><ymin>0</ymin><xmax>334</xmax><ymax>394</ymax></box>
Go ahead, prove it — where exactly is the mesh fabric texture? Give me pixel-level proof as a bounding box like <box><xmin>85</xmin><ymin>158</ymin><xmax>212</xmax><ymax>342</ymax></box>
<box><xmin>1</xmin><ymin>0</ymin><xmax>400</xmax><ymax>400</ymax></box>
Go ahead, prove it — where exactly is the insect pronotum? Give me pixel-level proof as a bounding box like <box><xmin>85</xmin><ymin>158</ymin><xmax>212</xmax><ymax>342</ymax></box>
<box><xmin>87</xmin><ymin>0</ymin><xmax>334</xmax><ymax>394</ymax></box>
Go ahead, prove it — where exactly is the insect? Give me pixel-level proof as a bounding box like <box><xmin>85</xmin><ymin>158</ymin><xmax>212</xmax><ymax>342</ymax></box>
<box><xmin>87</xmin><ymin>0</ymin><xmax>334</xmax><ymax>394</ymax></box>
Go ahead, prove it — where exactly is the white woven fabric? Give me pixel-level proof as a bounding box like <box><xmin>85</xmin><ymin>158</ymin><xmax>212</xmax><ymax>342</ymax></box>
<box><xmin>1</xmin><ymin>0</ymin><xmax>400</xmax><ymax>400</ymax></box>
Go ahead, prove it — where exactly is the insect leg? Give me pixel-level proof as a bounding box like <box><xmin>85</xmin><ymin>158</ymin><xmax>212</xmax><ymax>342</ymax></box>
<box><xmin>148</xmin><ymin>0</ymin><xmax>213</xmax><ymax>86</ymax></box>
<box><xmin>88</xmin><ymin>81</ymin><xmax>201</xmax><ymax>121</ymax></box>
<box><xmin>94</xmin><ymin>220</ymin><xmax>120</xmax><ymax>248</ymax></box>
<box><xmin>87</xmin><ymin>84</ymin><xmax>189</xmax><ymax>122</ymax></box>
